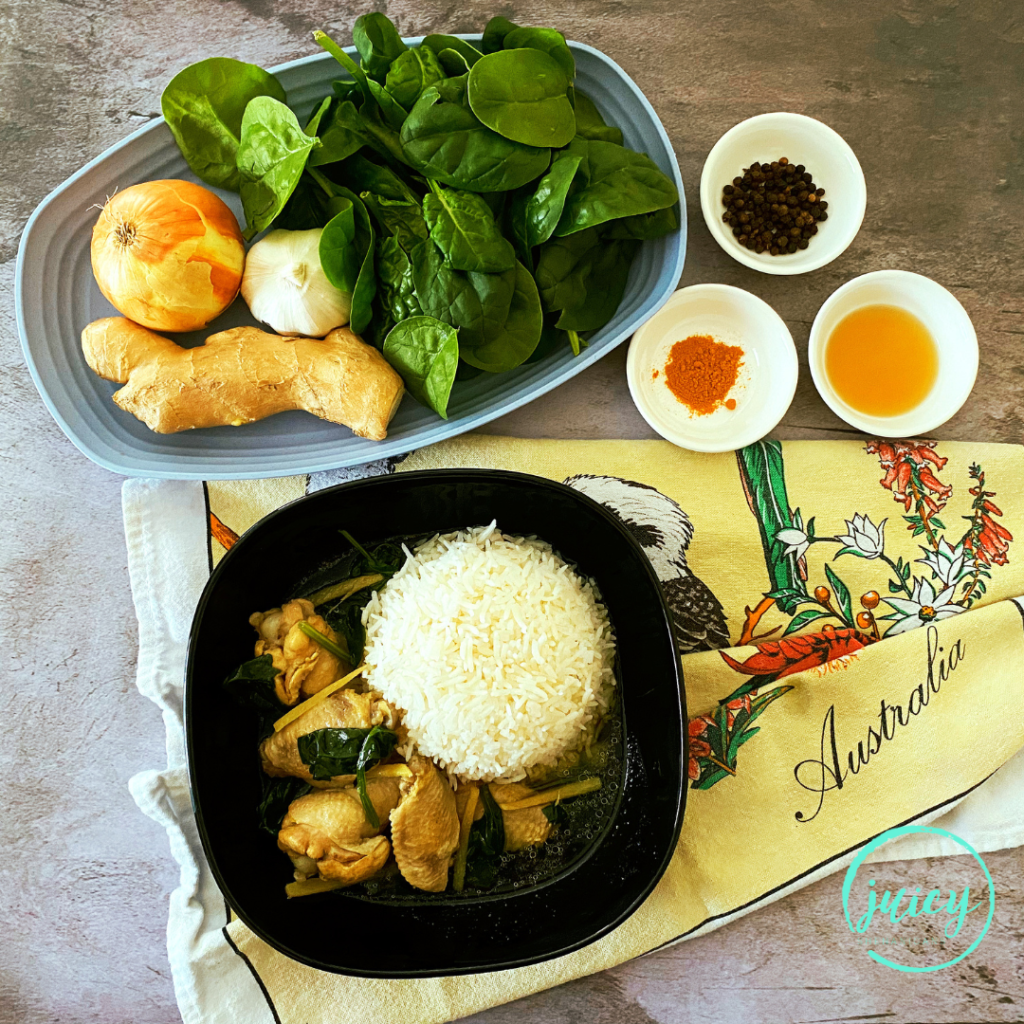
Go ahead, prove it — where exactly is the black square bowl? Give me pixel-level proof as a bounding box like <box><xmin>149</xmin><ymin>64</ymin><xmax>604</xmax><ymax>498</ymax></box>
<box><xmin>185</xmin><ymin>469</ymin><xmax>686</xmax><ymax>976</ymax></box>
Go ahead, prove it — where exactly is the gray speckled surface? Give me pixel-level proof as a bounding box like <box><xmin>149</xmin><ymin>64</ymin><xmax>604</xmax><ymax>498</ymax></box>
<box><xmin>2</xmin><ymin>1</ymin><xmax>1022</xmax><ymax>1022</ymax></box>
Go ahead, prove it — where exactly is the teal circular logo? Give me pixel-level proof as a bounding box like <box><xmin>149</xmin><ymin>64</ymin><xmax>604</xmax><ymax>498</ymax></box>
<box><xmin>842</xmin><ymin>825</ymin><xmax>994</xmax><ymax>973</ymax></box>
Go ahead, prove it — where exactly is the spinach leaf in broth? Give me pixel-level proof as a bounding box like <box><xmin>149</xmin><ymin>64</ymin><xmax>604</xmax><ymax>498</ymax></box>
<box><xmin>383</xmin><ymin>315</ymin><xmax>459</xmax><ymax>418</ymax></box>
<box><xmin>258</xmin><ymin>776</ymin><xmax>310</xmax><ymax>836</ymax></box>
<box><xmin>222</xmin><ymin>653</ymin><xmax>281</xmax><ymax>713</ymax></box>
<box><xmin>423</xmin><ymin>184</ymin><xmax>516</xmax><ymax>273</ymax></box>
<box><xmin>467</xmin><ymin>49</ymin><xmax>576</xmax><ymax>149</ymax></box>
<box><xmin>161</xmin><ymin>57</ymin><xmax>286</xmax><ymax>192</ymax></box>
<box><xmin>237</xmin><ymin>97</ymin><xmax>320</xmax><ymax>239</ymax></box>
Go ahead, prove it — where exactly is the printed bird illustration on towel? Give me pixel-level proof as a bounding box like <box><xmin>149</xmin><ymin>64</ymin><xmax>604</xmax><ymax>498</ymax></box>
<box><xmin>564</xmin><ymin>474</ymin><xmax>730</xmax><ymax>654</ymax></box>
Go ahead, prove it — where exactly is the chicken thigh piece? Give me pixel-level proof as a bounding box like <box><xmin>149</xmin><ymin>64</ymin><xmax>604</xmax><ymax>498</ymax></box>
<box><xmin>278</xmin><ymin>781</ymin><xmax>401</xmax><ymax>883</ymax></box>
<box><xmin>250</xmin><ymin>598</ymin><xmax>346</xmax><ymax>705</ymax></box>
<box><xmin>490</xmin><ymin>782</ymin><xmax>552</xmax><ymax>852</ymax></box>
<box><xmin>260</xmin><ymin>689</ymin><xmax>399</xmax><ymax>786</ymax></box>
<box><xmin>390</xmin><ymin>755</ymin><xmax>460</xmax><ymax>892</ymax></box>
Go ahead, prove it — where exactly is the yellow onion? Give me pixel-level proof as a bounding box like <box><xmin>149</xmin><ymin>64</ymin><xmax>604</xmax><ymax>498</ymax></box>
<box><xmin>91</xmin><ymin>179</ymin><xmax>245</xmax><ymax>332</ymax></box>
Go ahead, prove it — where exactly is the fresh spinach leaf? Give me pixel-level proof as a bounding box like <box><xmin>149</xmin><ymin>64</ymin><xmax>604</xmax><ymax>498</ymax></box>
<box><xmin>314</xmin><ymin>30</ymin><xmax>373</xmax><ymax>104</ymax></box>
<box><xmin>462</xmin><ymin>260</ymin><xmax>543</xmax><ymax>372</ymax></box>
<box><xmin>335</xmin><ymin>152</ymin><xmax>422</xmax><ymax>202</ymax></box>
<box><xmin>385</xmin><ymin>45</ymin><xmax>446</xmax><ymax>112</ymax></box>
<box><xmin>352</xmin><ymin>12</ymin><xmax>408</xmax><ymax>80</ymax></box>
<box><xmin>366</xmin><ymin>79</ymin><xmax>409</xmax><ymax>131</ymax></box>
<box><xmin>535</xmin><ymin>227</ymin><xmax>600</xmax><ymax>313</ymax></box>
<box><xmin>409</xmin><ymin>238</ymin><xmax>486</xmax><ymax>339</ymax></box>
<box><xmin>222</xmin><ymin>653</ymin><xmax>280</xmax><ymax>713</ymax></box>
<box><xmin>258</xmin><ymin>776</ymin><xmax>310</xmax><ymax>836</ymax></box>
<box><xmin>437</xmin><ymin>48</ymin><xmax>471</xmax><ymax>76</ymax></box>
<box><xmin>237</xmin><ymin>97</ymin><xmax>319</xmax><ymax>239</ymax></box>
<box><xmin>421</xmin><ymin>34</ymin><xmax>485</xmax><ymax>66</ymax></box>
<box><xmin>383</xmin><ymin>315</ymin><xmax>459</xmax><ymax>418</ymax></box>
<box><xmin>502</xmin><ymin>26</ymin><xmax>575</xmax><ymax>80</ymax></box>
<box><xmin>481</xmin><ymin>16</ymin><xmax>519</xmax><ymax>53</ymax></box>
<box><xmin>603</xmin><ymin>203</ymin><xmax>681</xmax><ymax>239</ymax></box>
<box><xmin>467</xmin><ymin>49</ymin><xmax>575</xmax><ymax>148</ymax></box>
<box><xmin>423</xmin><ymin>184</ymin><xmax>516</xmax><ymax>273</ymax></box>
<box><xmin>376</xmin><ymin>235</ymin><xmax>424</xmax><ymax>337</ymax></box>
<box><xmin>277</xmin><ymin>173</ymin><xmax>331</xmax><ymax>230</ymax></box>
<box><xmin>508</xmin><ymin>153</ymin><xmax>581</xmax><ymax>260</ymax></box>
<box><xmin>161</xmin><ymin>57</ymin><xmax>286</xmax><ymax>192</ymax></box>
<box><xmin>331</xmin><ymin>98</ymin><xmax>409</xmax><ymax>168</ymax></box>
<box><xmin>554</xmin><ymin>139</ymin><xmax>678</xmax><ymax>236</ymax></box>
<box><xmin>362</xmin><ymin>194</ymin><xmax>429</xmax><ymax>252</ymax></box>
<box><xmin>309</xmin><ymin>171</ymin><xmax>377</xmax><ymax>334</ymax></box>
<box><xmin>400</xmin><ymin>79</ymin><xmax>551</xmax><ymax>193</ymax></box>
<box><xmin>306</xmin><ymin>98</ymin><xmax>365</xmax><ymax>167</ymax></box>
<box><xmin>535</xmin><ymin>227</ymin><xmax>640</xmax><ymax>333</ymax></box>
<box><xmin>526</xmin><ymin>322</ymin><xmax>569</xmax><ymax>363</ymax></box>
<box><xmin>319</xmin><ymin>198</ymin><xmax>359</xmax><ymax>293</ymax></box>
<box><xmin>572</xmin><ymin>89</ymin><xmax>624</xmax><ymax>144</ymax></box>
<box><xmin>554</xmin><ymin>237</ymin><xmax>640</xmax><ymax>332</ymax></box>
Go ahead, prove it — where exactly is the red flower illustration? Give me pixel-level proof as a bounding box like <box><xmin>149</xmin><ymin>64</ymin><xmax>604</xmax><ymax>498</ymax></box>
<box><xmin>721</xmin><ymin>624</ymin><xmax>877</xmax><ymax>683</ymax></box>
<box><xmin>963</xmin><ymin>466</ymin><xmax>1013</xmax><ymax>567</ymax></box>
<box><xmin>688</xmin><ymin>717</ymin><xmax>712</xmax><ymax>780</ymax></box>
<box><xmin>723</xmin><ymin>693</ymin><xmax>753</xmax><ymax>727</ymax></box>
<box><xmin>866</xmin><ymin>439</ymin><xmax>952</xmax><ymax>513</ymax></box>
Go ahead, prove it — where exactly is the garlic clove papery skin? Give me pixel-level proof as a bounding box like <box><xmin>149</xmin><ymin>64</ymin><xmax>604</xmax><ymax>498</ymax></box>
<box><xmin>241</xmin><ymin>228</ymin><xmax>352</xmax><ymax>338</ymax></box>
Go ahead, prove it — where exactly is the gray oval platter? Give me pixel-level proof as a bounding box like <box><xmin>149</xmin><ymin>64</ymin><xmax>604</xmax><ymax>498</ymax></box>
<box><xmin>15</xmin><ymin>38</ymin><xmax>686</xmax><ymax>480</ymax></box>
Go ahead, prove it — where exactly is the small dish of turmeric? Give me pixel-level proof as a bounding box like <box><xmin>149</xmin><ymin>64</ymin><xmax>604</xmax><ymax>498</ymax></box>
<box><xmin>626</xmin><ymin>284</ymin><xmax>798</xmax><ymax>453</ymax></box>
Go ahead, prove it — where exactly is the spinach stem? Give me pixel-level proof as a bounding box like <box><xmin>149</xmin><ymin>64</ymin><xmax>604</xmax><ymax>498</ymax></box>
<box><xmin>341</xmin><ymin>528</ymin><xmax>375</xmax><ymax>563</ymax></box>
<box><xmin>427</xmin><ymin>178</ymin><xmax>444</xmax><ymax>197</ymax></box>
<box><xmin>312</xmin><ymin>31</ymin><xmax>370</xmax><ymax>99</ymax></box>
<box><xmin>567</xmin><ymin>329</ymin><xmax>582</xmax><ymax>356</ymax></box>
<box><xmin>297</xmin><ymin>620</ymin><xmax>349</xmax><ymax>662</ymax></box>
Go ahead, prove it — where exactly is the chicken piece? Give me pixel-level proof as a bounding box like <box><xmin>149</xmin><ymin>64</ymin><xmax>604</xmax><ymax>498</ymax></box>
<box><xmin>490</xmin><ymin>782</ymin><xmax>552</xmax><ymax>852</ymax></box>
<box><xmin>277</xmin><ymin>782</ymin><xmax>400</xmax><ymax>884</ymax></box>
<box><xmin>259</xmin><ymin>689</ymin><xmax>399</xmax><ymax>786</ymax></box>
<box><xmin>250</xmin><ymin>598</ymin><xmax>346</xmax><ymax>705</ymax></box>
<box><xmin>390</xmin><ymin>755</ymin><xmax>460</xmax><ymax>892</ymax></box>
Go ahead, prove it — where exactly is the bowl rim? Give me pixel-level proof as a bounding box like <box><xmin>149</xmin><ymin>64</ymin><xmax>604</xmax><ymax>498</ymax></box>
<box><xmin>15</xmin><ymin>37</ymin><xmax>686</xmax><ymax>481</ymax></box>
<box><xmin>699</xmin><ymin>111</ymin><xmax>867</xmax><ymax>276</ymax></box>
<box><xmin>184</xmin><ymin>467</ymin><xmax>687</xmax><ymax>976</ymax></box>
<box><xmin>807</xmin><ymin>269</ymin><xmax>979</xmax><ymax>435</ymax></box>
<box><xmin>625</xmin><ymin>283</ymin><xmax>798</xmax><ymax>452</ymax></box>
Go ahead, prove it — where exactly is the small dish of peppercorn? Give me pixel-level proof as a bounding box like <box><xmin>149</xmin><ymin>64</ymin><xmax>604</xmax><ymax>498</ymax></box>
<box><xmin>700</xmin><ymin>112</ymin><xmax>866</xmax><ymax>275</ymax></box>
<box><xmin>626</xmin><ymin>284</ymin><xmax>798</xmax><ymax>453</ymax></box>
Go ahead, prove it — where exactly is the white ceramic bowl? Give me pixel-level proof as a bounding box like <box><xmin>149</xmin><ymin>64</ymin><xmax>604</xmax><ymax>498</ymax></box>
<box><xmin>700</xmin><ymin>112</ymin><xmax>866</xmax><ymax>275</ymax></box>
<box><xmin>626</xmin><ymin>284</ymin><xmax>798</xmax><ymax>453</ymax></box>
<box><xmin>808</xmin><ymin>270</ymin><xmax>978</xmax><ymax>436</ymax></box>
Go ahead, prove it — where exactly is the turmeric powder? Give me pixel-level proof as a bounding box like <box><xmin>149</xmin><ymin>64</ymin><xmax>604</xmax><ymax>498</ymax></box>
<box><xmin>663</xmin><ymin>334</ymin><xmax>743</xmax><ymax>415</ymax></box>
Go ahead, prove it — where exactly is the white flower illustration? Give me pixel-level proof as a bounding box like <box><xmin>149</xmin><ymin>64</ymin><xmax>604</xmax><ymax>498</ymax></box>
<box><xmin>836</xmin><ymin>514</ymin><xmax>886</xmax><ymax>560</ymax></box>
<box><xmin>916</xmin><ymin>537</ymin><xmax>968</xmax><ymax>588</ymax></box>
<box><xmin>776</xmin><ymin>527</ymin><xmax>809</xmax><ymax>561</ymax></box>
<box><xmin>883</xmin><ymin>577</ymin><xmax>965</xmax><ymax>635</ymax></box>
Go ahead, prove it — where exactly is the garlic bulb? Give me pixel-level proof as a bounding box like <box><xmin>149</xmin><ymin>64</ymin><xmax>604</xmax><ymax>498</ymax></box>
<box><xmin>241</xmin><ymin>228</ymin><xmax>351</xmax><ymax>337</ymax></box>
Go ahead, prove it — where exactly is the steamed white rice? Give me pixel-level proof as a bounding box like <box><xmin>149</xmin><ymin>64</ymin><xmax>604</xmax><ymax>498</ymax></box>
<box><xmin>361</xmin><ymin>522</ymin><xmax>616</xmax><ymax>781</ymax></box>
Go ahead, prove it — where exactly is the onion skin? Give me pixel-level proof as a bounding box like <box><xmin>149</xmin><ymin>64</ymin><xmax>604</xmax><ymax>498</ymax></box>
<box><xmin>91</xmin><ymin>179</ymin><xmax>245</xmax><ymax>332</ymax></box>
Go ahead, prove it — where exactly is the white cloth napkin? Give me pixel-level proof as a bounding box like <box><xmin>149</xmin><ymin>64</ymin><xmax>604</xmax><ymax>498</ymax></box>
<box><xmin>123</xmin><ymin>474</ymin><xmax>1024</xmax><ymax>1024</ymax></box>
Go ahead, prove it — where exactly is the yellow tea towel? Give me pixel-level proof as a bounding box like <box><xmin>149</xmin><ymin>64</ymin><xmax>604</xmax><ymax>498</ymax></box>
<box><xmin>125</xmin><ymin>437</ymin><xmax>1024</xmax><ymax>1024</ymax></box>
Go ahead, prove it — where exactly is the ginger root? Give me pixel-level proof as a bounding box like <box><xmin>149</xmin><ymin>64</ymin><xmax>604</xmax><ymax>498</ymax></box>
<box><xmin>81</xmin><ymin>317</ymin><xmax>404</xmax><ymax>439</ymax></box>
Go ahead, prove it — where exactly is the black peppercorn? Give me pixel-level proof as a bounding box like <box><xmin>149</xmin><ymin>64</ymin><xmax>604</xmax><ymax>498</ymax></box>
<box><xmin>720</xmin><ymin>156</ymin><xmax>828</xmax><ymax>256</ymax></box>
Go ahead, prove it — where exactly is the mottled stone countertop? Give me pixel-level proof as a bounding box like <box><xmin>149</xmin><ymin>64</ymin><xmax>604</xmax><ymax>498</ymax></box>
<box><xmin>1</xmin><ymin>1</ymin><xmax>1022</xmax><ymax>1022</ymax></box>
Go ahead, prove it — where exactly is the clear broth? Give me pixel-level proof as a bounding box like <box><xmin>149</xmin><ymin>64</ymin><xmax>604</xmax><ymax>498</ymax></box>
<box><xmin>824</xmin><ymin>304</ymin><xmax>938</xmax><ymax>417</ymax></box>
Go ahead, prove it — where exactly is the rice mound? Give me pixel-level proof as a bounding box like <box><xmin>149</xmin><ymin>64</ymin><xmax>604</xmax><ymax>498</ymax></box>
<box><xmin>361</xmin><ymin>522</ymin><xmax>616</xmax><ymax>781</ymax></box>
